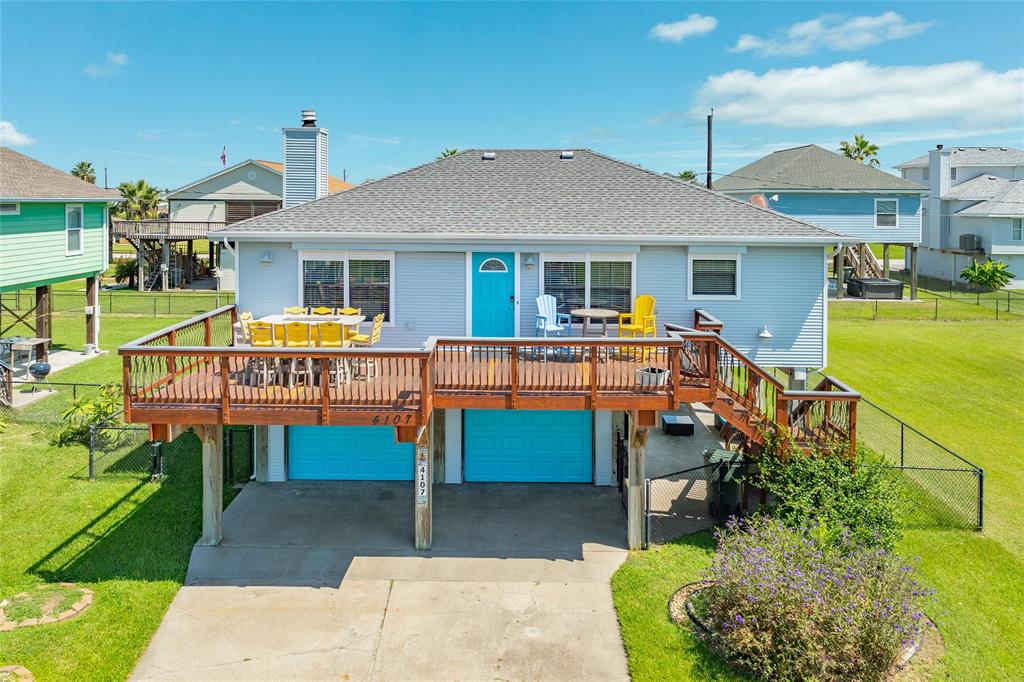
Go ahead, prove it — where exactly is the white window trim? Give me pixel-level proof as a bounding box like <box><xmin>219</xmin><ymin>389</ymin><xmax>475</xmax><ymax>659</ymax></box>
<box><xmin>296</xmin><ymin>250</ymin><xmax>395</xmax><ymax>326</ymax></box>
<box><xmin>688</xmin><ymin>252</ymin><xmax>741</xmax><ymax>301</ymax></box>
<box><xmin>1011</xmin><ymin>218</ymin><xmax>1023</xmax><ymax>242</ymax></box>
<box><xmin>0</xmin><ymin>202</ymin><xmax>20</xmax><ymax>216</ymax></box>
<box><xmin>65</xmin><ymin>203</ymin><xmax>85</xmax><ymax>256</ymax></box>
<box><xmin>874</xmin><ymin>198</ymin><xmax>899</xmax><ymax>229</ymax></box>
<box><xmin>539</xmin><ymin>252</ymin><xmax>637</xmax><ymax>309</ymax></box>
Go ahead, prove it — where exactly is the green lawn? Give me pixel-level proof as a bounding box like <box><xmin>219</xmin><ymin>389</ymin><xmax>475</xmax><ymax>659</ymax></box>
<box><xmin>868</xmin><ymin>243</ymin><xmax>906</xmax><ymax>260</ymax></box>
<box><xmin>613</xmin><ymin>317</ymin><xmax>1024</xmax><ymax>681</ymax></box>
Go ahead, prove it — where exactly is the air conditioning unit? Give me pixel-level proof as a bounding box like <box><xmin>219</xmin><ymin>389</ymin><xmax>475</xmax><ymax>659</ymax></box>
<box><xmin>959</xmin><ymin>234</ymin><xmax>983</xmax><ymax>251</ymax></box>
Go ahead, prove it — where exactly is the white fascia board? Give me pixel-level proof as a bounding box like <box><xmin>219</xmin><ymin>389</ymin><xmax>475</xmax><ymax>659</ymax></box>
<box><xmin>3</xmin><ymin>197</ymin><xmax>120</xmax><ymax>203</ymax></box>
<box><xmin>164</xmin><ymin>159</ymin><xmax>276</xmax><ymax>198</ymax></box>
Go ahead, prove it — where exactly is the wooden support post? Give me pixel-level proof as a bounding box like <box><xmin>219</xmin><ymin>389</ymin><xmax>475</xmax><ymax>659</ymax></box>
<box><xmin>161</xmin><ymin>241</ymin><xmax>170</xmax><ymax>291</ymax></box>
<box><xmin>909</xmin><ymin>245</ymin><xmax>919</xmax><ymax>300</ymax></box>
<box><xmin>85</xmin><ymin>275</ymin><xmax>99</xmax><ymax>349</ymax></box>
<box><xmin>34</xmin><ymin>285</ymin><xmax>50</xmax><ymax>343</ymax></box>
<box><xmin>186</xmin><ymin>240</ymin><xmax>194</xmax><ymax>283</ymax></box>
<box><xmin>196</xmin><ymin>424</ymin><xmax>224</xmax><ymax>546</ymax></box>
<box><xmin>627</xmin><ymin>413</ymin><xmax>648</xmax><ymax>550</ymax></box>
<box><xmin>254</xmin><ymin>425</ymin><xmax>269</xmax><ymax>482</ymax></box>
<box><xmin>414</xmin><ymin>423</ymin><xmax>432</xmax><ymax>550</ymax></box>
<box><xmin>138</xmin><ymin>241</ymin><xmax>146</xmax><ymax>292</ymax></box>
<box><xmin>882</xmin><ymin>244</ymin><xmax>891</xmax><ymax>279</ymax></box>
<box><xmin>856</xmin><ymin>243</ymin><xmax>866</xmax><ymax>278</ymax></box>
<box><xmin>834</xmin><ymin>251</ymin><xmax>844</xmax><ymax>299</ymax></box>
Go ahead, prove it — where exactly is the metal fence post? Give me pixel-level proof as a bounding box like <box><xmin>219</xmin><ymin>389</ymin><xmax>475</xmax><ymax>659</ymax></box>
<box><xmin>900</xmin><ymin>422</ymin><xmax>905</xmax><ymax>468</ymax></box>
<box><xmin>88</xmin><ymin>424</ymin><xmax>96</xmax><ymax>480</ymax></box>
<box><xmin>977</xmin><ymin>468</ymin><xmax>985</xmax><ymax>531</ymax></box>
<box><xmin>644</xmin><ymin>478</ymin><xmax>651</xmax><ymax>549</ymax></box>
<box><xmin>934</xmin><ymin>298</ymin><xmax>938</xmax><ymax>321</ymax></box>
<box><xmin>153</xmin><ymin>298</ymin><xmax>157</xmax><ymax>318</ymax></box>
<box><xmin>159</xmin><ymin>441</ymin><xmax>165</xmax><ymax>477</ymax></box>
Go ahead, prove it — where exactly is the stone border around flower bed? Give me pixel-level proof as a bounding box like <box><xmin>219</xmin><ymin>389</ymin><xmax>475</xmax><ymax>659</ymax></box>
<box><xmin>668</xmin><ymin>581</ymin><xmax>945</xmax><ymax>681</ymax></box>
<box><xmin>0</xmin><ymin>583</ymin><xmax>93</xmax><ymax>631</ymax></box>
<box><xmin>0</xmin><ymin>665</ymin><xmax>35</xmax><ymax>681</ymax></box>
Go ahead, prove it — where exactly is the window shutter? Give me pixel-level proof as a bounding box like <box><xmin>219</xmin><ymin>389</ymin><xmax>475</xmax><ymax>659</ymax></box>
<box><xmin>692</xmin><ymin>259</ymin><xmax>737</xmax><ymax>296</ymax></box>
<box><xmin>303</xmin><ymin>260</ymin><xmax>345</xmax><ymax>307</ymax></box>
<box><xmin>349</xmin><ymin>260</ymin><xmax>391</xmax><ymax>321</ymax></box>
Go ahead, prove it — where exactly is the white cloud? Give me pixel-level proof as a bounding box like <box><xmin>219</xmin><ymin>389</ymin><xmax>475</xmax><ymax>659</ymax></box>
<box><xmin>228</xmin><ymin>119</ymin><xmax>241</xmax><ymax>126</ymax></box>
<box><xmin>83</xmin><ymin>52</ymin><xmax>129</xmax><ymax>77</ymax></box>
<box><xmin>649</xmin><ymin>14</ymin><xmax>718</xmax><ymax>43</ymax></box>
<box><xmin>732</xmin><ymin>12</ymin><xmax>933</xmax><ymax>56</ymax></box>
<box><xmin>0</xmin><ymin>120</ymin><xmax>36</xmax><ymax>145</ymax></box>
<box><xmin>688</xmin><ymin>61</ymin><xmax>1024</xmax><ymax>128</ymax></box>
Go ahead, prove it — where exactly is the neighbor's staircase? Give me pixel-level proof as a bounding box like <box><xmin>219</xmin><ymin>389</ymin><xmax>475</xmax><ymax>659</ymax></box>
<box><xmin>842</xmin><ymin>245</ymin><xmax>883</xmax><ymax>279</ymax></box>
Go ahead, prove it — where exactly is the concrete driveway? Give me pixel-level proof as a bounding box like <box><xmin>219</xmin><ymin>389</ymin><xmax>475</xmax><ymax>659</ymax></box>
<box><xmin>131</xmin><ymin>482</ymin><xmax>630</xmax><ymax>681</ymax></box>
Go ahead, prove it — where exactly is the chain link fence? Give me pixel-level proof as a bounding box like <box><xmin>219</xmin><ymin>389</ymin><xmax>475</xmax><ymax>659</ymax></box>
<box><xmin>1</xmin><ymin>288</ymin><xmax>234</xmax><ymax>318</ymax></box>
<box><xmin>1</xmin><ymin>380</ymin><xmax>105</xmax><ymax>425</ymax></box>
<box><xmin>645</xmin><ymin>463</ymin><xmax>718</xmax><ymax>546</ymax></box>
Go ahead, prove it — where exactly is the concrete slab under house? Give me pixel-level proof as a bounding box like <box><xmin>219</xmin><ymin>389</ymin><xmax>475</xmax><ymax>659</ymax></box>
<box><xmin>119</xmin><ymin>110</ymin><xmax>863</xmax><ymax>560</ymax></box>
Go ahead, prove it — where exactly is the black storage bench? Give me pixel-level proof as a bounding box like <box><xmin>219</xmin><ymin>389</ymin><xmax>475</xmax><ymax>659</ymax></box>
<box><xmin>662</xmin><ymin>414</ymin><xmax>695</xmax><ymax>436</ymax></box>
<box><xmin>846</xmin><ymin>277</ymin><xmax>903</xmax><ymax>299</ymax></box>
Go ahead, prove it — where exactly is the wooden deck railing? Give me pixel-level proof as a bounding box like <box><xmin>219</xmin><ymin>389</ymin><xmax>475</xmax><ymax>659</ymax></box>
<box><xmin>111</xmin><ymin>220</ymin><xmax>227</xmax><ymax>241</ymax></box>
<box><xmin>120</xmin><ymin>306</ymin><xmax>858</xmax><ymax>452</ymax></box>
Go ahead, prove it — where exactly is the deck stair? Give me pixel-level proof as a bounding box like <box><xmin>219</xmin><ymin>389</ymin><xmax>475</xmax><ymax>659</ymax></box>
<box><xmin>843</xmin><ymin>245</ymin><xmax>883</xmax><ymax>279</ymax></box>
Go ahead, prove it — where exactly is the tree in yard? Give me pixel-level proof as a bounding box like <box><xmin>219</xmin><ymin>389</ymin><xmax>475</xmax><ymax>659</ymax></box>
<box><xmin>961</xmin><ymin>259</ymin><xmax>1015</xmax><ymax>291</ymax></box>
<box><xmin>112</xmin><ymin>259</ymin><xmax>138</xmax><ymax>289</ymax></box>
<box><xmin>437</xmin><ymin>148</ymin><xmax>460</xmax><ymax>159</ymax></box>
<box><xmin>113</xmin><ymin>179</ymin><xmax>161</xmax><ymax>220</ymax></box>
<box><xmin>71</xmin><ymin>161</ymin><xmax>97</xmax><ymax>184</ymax></box>
<box><xmin>839</xmin><ymin>134</ymin><xmax>880</xmax><ymax>167</ymax></box>
<box><xmin>676</xmin><ymin>170</ymin><xmax>698</xmax><ymax>183</ymax></box>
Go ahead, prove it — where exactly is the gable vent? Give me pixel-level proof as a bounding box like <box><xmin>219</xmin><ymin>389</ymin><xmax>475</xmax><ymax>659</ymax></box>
<box><xmin>560</xmin><ymin>150</ymin><xmax>575</xmax><ymax>159</ymax></box>
<box><xmin>482</xmin><ymin>151</ymin><xmax>496</xmax><ymax>161</ymax></box>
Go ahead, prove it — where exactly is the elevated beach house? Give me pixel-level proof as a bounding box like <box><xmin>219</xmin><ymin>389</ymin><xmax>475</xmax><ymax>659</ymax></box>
<box><xmin>714</xmin><ymin>144</ymin><xmax>927</xmax><ymax>297</ymax></box>
<box><xmin>1</xmin><ymin>147</ymin><xmax>119</xmax><ymax>357</ymax></box>
<box><xmin>896</xmin><ymin>145</ymin><xmax>1024</xmax><ymax>288</ymax></box>
<box><xmin>118</xmin><ymin>115</ymin><xmax>861</xmax><ymax>551</ymax></box>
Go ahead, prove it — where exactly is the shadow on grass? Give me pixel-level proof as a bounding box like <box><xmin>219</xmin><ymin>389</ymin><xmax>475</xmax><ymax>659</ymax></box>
<box><xmin>28</xmin><ymin>433</ymin><xmax>210</xmax><ymax>585</ymax></box>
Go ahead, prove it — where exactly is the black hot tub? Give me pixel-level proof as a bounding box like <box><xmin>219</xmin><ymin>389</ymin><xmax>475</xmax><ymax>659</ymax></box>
<box><xmin>846</xmin><ymin>277</ymin><xmax>904</xmax><ymax>299</ymax></box>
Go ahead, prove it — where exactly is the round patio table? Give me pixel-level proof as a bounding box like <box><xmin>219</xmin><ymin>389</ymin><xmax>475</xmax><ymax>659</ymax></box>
<box><xmin>570</xmin><ymin>308</ymin><xmax>618</xmax><ymax>337</ymax></box>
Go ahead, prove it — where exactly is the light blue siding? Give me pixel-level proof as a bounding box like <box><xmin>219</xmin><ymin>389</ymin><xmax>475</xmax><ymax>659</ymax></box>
<box><xmin>236</xmin><ymin>241</ymin><xmax>298</xmax><ymax>317</ymax></box>
<box><xmin>727</xmin><ymin>192</ymin><xmax>922</xmax><ymax>244</ymax></box>
<box><xmin>464</xmin><ymin>410</ymin><xmax>593</xmax><ymax>482</ymax></box>
<box><xmin>389</xmin><ymin>251</ymin><xmax>466</xmax><ymax>345</ymax></box>
<box><xmin>288</xmin><ymin>426</ymin><xmax>413</xmax><ymax>480</ymax></box>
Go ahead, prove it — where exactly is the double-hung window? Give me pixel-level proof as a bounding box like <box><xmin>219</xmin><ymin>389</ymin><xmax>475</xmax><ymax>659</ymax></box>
<box><xmin>300</xmin><ymin>252</ymin><xmax>393</xmax><ymax>322</ymax></box>
<box><xmin>689</xmin><ymin>254</ymin><xmax>740</xmax><ymax>299</ymax></box>
<box><xmin>65</xmin><ymin>204</ymin><xmax>84</xmax><ymax>255</ymax></box>
<box><xmin>1012</xmin><ymin>218</ymin><xmax>1023</xmax><ymax>242</ymax></box>
<box><xmin>541</xmin><ymin>254</ymin><xmax>634</xmax><ymax>314</ymax></box>
<box><xmin>874</xmin><ymin>199</ymin><xmax>898</xmax><ymax>228</ymax></box>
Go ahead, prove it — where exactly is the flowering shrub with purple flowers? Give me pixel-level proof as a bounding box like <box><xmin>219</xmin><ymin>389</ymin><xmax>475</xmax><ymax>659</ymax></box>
<box><xmin>701</xmin><ymin>515</ymin><xmax>933</xmax><ymax>682</ymax></box>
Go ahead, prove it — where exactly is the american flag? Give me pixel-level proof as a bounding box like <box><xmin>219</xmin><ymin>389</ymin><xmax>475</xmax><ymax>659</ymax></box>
<box><xmin>220</xmin><ymin>146</ymin><xmax>227</xmax><ymax>166</ymax></box>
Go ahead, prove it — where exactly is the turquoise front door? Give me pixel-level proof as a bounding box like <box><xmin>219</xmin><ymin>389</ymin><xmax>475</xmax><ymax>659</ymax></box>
<box><xmin>288</xmin><ymin>426</ymin><xmax>414</xmax><ymax>480</ymax></box>
<box><xmin>464</xmin><ymin>410</ymin><xmax>593</xmax><ymax>482</ymax></box>
<box><xmin>471</xmin><ymin>252</ymin><xmax>515</xmax><ymax>336</ymax></box>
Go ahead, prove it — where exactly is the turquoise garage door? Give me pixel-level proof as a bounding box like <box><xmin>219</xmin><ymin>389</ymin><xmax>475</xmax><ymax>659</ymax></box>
<box><xmin>288</xmin><ymin>426</ymin><xmax>413</xmax><ymax>480</ymax></box>
<box><xmin>464</xmin><ymin>410</ymin><xmax>593</xmax><ymax>482</ymax></box>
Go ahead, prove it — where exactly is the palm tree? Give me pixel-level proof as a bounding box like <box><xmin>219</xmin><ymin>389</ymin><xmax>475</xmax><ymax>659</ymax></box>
<box><xmin>437</xmin><ymin>148</ymin><xmax>460</xmax><ymax>159</ymax></box>
<box><xmin>114</xmin><ymin>179</ymin><xmax>161</xmax><ymax>220</ymax></box>
<box><xmin>676</xmin><ymin>170</ymin><xmax>698</xmax><ymax>183</ymax></box>
<box><xmin>839</xmin><ymin>134</ymin><xmax>880</xmax><ymax>167</ymax></box>
<box><xmin>71</xmin><ymin>161</ymin><xmax>97</xmax><ymax>184</ymax></box>
<box><xmin>112</xmin><ymin>259</ymin><xmax>138</xmax><ymax>289</ymax></box>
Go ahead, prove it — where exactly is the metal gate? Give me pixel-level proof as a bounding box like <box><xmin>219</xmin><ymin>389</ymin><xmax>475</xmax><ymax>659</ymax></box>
<box><xmin>644</xmin><ymin>463</ymin><xmax>718</xmax><ymax>546</ymax></box>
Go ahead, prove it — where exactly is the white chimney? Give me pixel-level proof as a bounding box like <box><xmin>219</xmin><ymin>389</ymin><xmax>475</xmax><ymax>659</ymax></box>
<box><xmin>926</xmin><ymin>146</ymin><xmax>951</xmax><ymax>248</ymax></box>
<box><xmin>282</xmin><ymin>109</ymin><xmax>329</xmax><ymax>208</ymax></box>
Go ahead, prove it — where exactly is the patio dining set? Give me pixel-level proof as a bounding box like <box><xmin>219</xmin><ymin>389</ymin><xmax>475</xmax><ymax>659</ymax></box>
<box><xmin>233</xmin><ymin>306</ymin><xmax>386</xmax><ymax>388</ymax></box>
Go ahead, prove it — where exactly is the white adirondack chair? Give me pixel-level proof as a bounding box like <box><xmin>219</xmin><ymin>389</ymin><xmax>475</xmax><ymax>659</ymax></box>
<box><xmin>534</xmin><ymin>294</ymin><xmax>571</xmax><ymax>337</ymax></box>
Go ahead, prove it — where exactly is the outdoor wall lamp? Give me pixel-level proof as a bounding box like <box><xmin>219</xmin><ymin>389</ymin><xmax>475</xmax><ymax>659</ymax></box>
<box><xmin>260</xmin><ymin>251</ymin><xmax>273</xmax><ymax>265</ymax></box>
<box><xmin>757</xmin><ymin>325</ymin><xmax>773</xmax><ymax>339</ymax></box>
<box><xmin>524</xmin><ymin>254</ymin><xmax>537</xmax><ymax>269</ymax></box>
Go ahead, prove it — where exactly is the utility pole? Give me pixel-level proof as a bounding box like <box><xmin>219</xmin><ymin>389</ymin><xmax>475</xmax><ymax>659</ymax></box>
<box><xmin>706</xmin><ymin>108</ymin><xmax>714</xmax><ymax>189</ymax></box>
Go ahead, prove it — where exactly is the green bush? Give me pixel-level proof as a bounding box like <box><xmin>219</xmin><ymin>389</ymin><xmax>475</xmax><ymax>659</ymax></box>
<box><xmin>51</xmin><ymin>383</ymin><xmax>124</xmax><ymax>447</ymax></box>
<box><xmin>750</xmin><ymin>429</ymin><xmax>904</xmax><ymax>550</ymax></box>
<box><xmin>703</xmin><ymin>516</ymin><xmax>933</xmax><ymax>682</ymax></box>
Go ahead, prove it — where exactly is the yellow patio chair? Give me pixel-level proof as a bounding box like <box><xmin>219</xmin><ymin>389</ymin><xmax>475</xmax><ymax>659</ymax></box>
<box><xmin>310</xmin><ymin>306</ymin><xmax>334</xmax><ymax>316</ymax></box>
<box><xmin>246</xmin><ymin>322</ymin><xmax>276</xmax><ymax>385</ymax></box>
<box><xmin>283</xmin><ymin>323</ymin><xmax>313</xmax><ymax>388</ymax></box>
<box><xmin>618</xmin><ymin>295</ymin><xmax>657</xmax><ymax>360</ymax></box>
<box><xmin>272</xmin><ymin>323</ymin><xmax>287</xmax><ymax>347</ymax></box>
<box><xmin>317</xmin><ymin>321</ymin><xmax>351</xmax><ymax>384</ymax></box>
<box><xmin>236</xmin><ymin>311</ymin><xmax>254</xmax><ymax>344</ymax></box>
<box><xmin>350</xmin><ymin>313</ymin><xmax>385</xmax><ymax>376</ymax></box>
<box><xmin>336</xmin><ymin>307</ymin><xmax>361</xmax><ymax>315</ymax></box>
<box><xmin>283</xmin><ymin>306</ymin><xmax>307</xmax><ymax>315</ymax></box>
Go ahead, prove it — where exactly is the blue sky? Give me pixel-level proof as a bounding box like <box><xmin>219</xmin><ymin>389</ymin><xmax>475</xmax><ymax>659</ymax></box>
<box><xmin>2</xmin><ymin>2</ymin><xmax>1022</xmax><ymax>189</ymax></box>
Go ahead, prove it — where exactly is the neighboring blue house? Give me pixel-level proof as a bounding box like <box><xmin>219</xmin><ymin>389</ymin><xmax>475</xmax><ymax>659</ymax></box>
<box><xmin>714</xmin><ymin>144</ymin><xmax>927</xmax><ymax>297</ymax></box>
<box><xmin>209</xmin><ymin>115</ymin><xmax>845</xmax><ymax>489</ymax></box>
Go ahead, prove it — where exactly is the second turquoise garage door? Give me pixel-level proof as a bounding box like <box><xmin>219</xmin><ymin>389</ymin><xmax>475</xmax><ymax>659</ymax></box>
<box><xmin>288</xmin><ymin>426</ymin><xmax>413</xmax><ymax>480</ymax></box>
<box><xmin>464</xmin><ymin>410</ymin><xmax>593</xmax><ymax>482</ymax></box>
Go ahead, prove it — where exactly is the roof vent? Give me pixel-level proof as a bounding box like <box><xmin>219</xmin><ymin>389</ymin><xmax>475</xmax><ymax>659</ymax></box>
<box><xmin>560</xmin><ymin>150</ymin><xmax>574</xmax><ymax>159</ymax></box>
<box><xmin>988</xmin><ymin>175</ymin><xmax>997</xmax><ymax>180</ymax></box>
<box><xmin>936</xmin><ymin>144</ymin><xmax>943</xmax><ymax>150</ymax></box>
<box><xmin>482</xmin><ymin>151</ymin><xmax>496</xmax><ymax>161</ymax></box>
<box><xmin>957</xmin><ymin>147</ymin><xmax>966</xmax><ymax>151</ymax></box>
<box><xmin>1001</xmin><ymin>147</ymin><xmax>1008</xmax><ymax>151</ymax></box>
<box><xmin>979</xmin><ymin>147</ymin><xmax>987</xmax><ymax>151</ymax></box>
<box><xmin>300</xmin><ymin>109</ymin><xmax>317</xmax><ymax>127</ymax></box>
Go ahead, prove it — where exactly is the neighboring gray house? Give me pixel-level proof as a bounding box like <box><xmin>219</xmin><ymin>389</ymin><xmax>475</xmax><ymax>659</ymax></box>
<box><xmin>715</xmin><ymin>144</ymin><xmax>927</xmax><ymax>296</ymax></box>
<box><xmin>212</xmin><ymin>123</ymin><xmax>847</xmax><ymax>488</ymax></box>
<box><xmin>896</xmin><ymin>146</ymin><xmax>1024</xmax><ymax>288</ymax></box>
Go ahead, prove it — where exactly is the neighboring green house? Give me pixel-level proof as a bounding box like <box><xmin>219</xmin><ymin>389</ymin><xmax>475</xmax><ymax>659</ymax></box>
<box><xmin>0</xmin><ymin>147</ymin><xmax>119</xmax><ymax>349</ymax></box>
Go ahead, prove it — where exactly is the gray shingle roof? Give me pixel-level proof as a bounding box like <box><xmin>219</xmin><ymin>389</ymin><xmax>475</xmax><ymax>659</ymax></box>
<box><xmin>713</xmin><ymin>145</ymin><xmax>925</xmax><ymax>193</ymax></box>
<box><xmin>955</xmin><ymin>180</ymin><xmax>1024</xmax><ymax>217</ymax></box>
<box><xmin>942</xmin><ymin>174</ymin><xmax>1012</xmax><ymax>200</ymax></box>
<box><xmin>896</xmin><ymin>146</ymin><xmax>1024</xmax><ymax>169</ymax></box>
<box><xmin>216</xmin><ymin>149</ymin><xmax>843</xmax><ymax>241</ymax></box>
<box><xmin>0</xmin><ymin>147</ymin><xmax>120</xmax><ymax>200</ymax></box>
